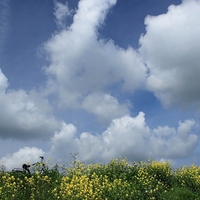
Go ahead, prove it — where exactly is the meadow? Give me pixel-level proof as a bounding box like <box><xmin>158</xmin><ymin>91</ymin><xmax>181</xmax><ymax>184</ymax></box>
<box><xmin>0</xmin><ymin>157</ymin><xmax>200</xmax><ymax>200</ymax></box>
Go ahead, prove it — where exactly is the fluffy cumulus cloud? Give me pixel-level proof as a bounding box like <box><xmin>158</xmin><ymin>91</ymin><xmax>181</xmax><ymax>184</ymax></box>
<box><xmin>140</xmin><ymin>0</ymin><xmax>200</xmax><ymax>108</ymax></box>
<box><xmin>82</xmin><ymin>93</ymin><xmax>130</xmax><ymax>124</ymax></box>
<box><xmin>0</xmin><ymin>68</ymin><xmax>8</xmax><ymax>93</ymax></box>
<box><xmin>149</xmin><ymin>120</ymin><xmax>198</xmax><ymax>159</ymax></box>
<box><xmin>1</xmin><ymin>113</ymin><xmax>198</xmax><ymax>169</ymax></box>
<box><xmin>0</xmin><ymin>146</ymin><xmax>45</xmax><ymax>171</ymax></box>
<box><xmin>48</xmin><ymin>112</ymin><xmax>198</xmax><ymax>166</ymax></box>
<box><xmin>0</xmin><ymin>69</ymin><xmax>60</xmax><ymax>139</ymax></box>
<box><xmin>44</xmin><ymin>0</ymin><xmax>147</xmax><ymax>117</ymax></box>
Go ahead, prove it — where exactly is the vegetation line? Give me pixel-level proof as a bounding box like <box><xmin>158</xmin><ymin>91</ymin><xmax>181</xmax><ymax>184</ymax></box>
<box><xmin>0</xmin><ymin>157</ymin><xmax>200</xmax><ymax>199</ymax></box>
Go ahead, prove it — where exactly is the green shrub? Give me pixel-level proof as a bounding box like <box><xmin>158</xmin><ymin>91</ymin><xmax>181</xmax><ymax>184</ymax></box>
<box><xmin>1</xmin><ymin>157</ymin><xmax>200</xmax><ymax>200</ymax></box>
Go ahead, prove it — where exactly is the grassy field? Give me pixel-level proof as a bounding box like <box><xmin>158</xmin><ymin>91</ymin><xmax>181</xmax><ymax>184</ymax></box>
<box><xmin>0</xmin><ymin>157</ymin><xmax>200</xmax><ymax>199</ymax></box>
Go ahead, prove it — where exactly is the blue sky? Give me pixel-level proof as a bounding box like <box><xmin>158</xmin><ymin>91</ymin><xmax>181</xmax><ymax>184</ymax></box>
<box><xmin>1</xmin><ymin>0</ymin><xmax>200</xmax><ymax>170</ymax></box>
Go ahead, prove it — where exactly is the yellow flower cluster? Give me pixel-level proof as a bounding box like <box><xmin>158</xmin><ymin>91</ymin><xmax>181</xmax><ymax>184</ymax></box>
<box><xmin>0</xmin><ymin>171</ymin><xmax>54</xmax><ymax>200</ymax></box>
<box><xmin>0</xmin><ymin>172</ymin><xmax>19</xmax><ymax>200</ymax></box>
<box><xmin>53</xmin><ymin>160</ymin><xmax>131</xmax><ymax>200</ymax></box>
<box><xmin>176</xmin><ymin>164</ymin><xmax>200</xmax><ymax>193</ymax></box>
<box><xmin>0</xmin><ymin>158</ymin><xmax>200</xmax><ymax>199</ymax></box>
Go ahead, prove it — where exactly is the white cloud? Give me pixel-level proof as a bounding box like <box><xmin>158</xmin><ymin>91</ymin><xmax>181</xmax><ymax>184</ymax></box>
<box><xmin>150</xmin><ymin>120</ymin><xmax>198</xmax><ymax>159</ymax></box>
<box><xmin>1</xmin><ymin>113</ymin><xmax>198</xmax><ymax>169</ymax></box>
<box><xmin>44</xmin><ymin>0</ymin><xmax>147</xmax><ymax>115</ymax></box>
<box><xmin>0</xmin><ymin>69</ymin><xmax>60</xmax><ymax>139</ymax></box>
<box><xmin>82</xmin><ymin>92</ymin><xmax>130</xmax><ymax>124</ymax></box>
<box><xmin>0</xmin><ymin>68</ymin><xmax>8</xmax><ymax>93</ymax></box>
<box><xmin>139</xmin><ymin>0</ymin><xmax>200</xmax><ymax>108</ymax></box>
<box><xmin>0</xmin><ymin>146</ymin><xmax>44</xmax><ymax>171</ymax></box>
<box><xmin>48</xmin><ymin>112</ymin><xmax>198</xmax><ymax>166</ymax></box>
<box><xmin>48</xmin><ymin>123</ymin><xmax>79</xmax><ymax>164</ymax></box>
<box><xmin>54</xmin><ymin>0</ymin><xmax>72</xmax><ymax>29</ymax></box>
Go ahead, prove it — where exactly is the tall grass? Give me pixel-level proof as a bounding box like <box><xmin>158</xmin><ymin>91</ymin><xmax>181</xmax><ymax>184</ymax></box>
<box><xmin>0</xmin><ymin>157</ymin><xmax>200</xmax><ymax>199</ymax></box>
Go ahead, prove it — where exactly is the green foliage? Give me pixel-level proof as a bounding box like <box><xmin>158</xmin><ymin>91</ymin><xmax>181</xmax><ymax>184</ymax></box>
<box><xmin>159</xmin><ymin>186</ymin><xmax>200</xmax><ymax>200</ymax></box>
<box><xmin>175</xmin><ymin>164</ymin><xmax>200</xmax><ymax>195</ymax></box>
<box><xmin>0</xmin><ymin>157</ymin><xmax>200</xmax><ymax>199</ymax></box>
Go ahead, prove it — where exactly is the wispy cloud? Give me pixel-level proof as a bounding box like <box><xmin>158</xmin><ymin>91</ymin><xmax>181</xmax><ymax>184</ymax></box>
<box><xmin>53</xmin><ymin>0</ymin><xmax>73</xmax><ymax>29</ymax></box>
<box><xmin>0</xmin><ymin>0</ymin><xmax>10</xmax><ymax>58</ymax></box>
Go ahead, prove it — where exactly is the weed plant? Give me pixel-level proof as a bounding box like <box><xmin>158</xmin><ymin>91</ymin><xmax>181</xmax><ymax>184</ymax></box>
<box><xmin>0</xmin><ymin>157</ymin><xmax>200</xmax><ymax>199</ymax></box>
